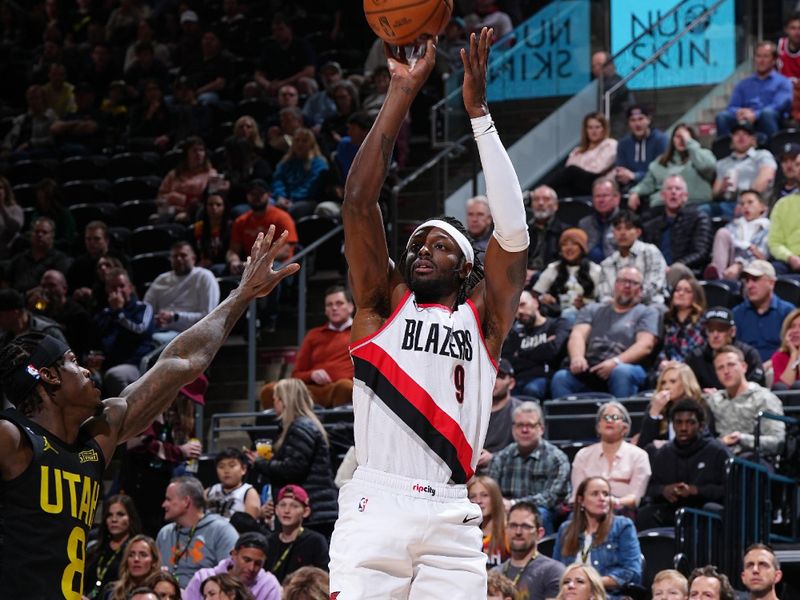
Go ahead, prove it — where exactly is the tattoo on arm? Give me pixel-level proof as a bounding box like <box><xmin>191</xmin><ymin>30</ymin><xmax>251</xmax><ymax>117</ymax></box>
<box><xmin>380</xmin><ymin>133</ymin><xmax>393</xmax><ymax>172</ymax></box>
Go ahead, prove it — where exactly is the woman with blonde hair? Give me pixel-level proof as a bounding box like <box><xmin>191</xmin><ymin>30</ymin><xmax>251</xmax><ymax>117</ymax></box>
<box><xmin>233</xmin><ymin>115</ymin><xmax>264</xmax><ymax>151</ymax></box>
<box><xmin>657</xmin><ymin>276</ymin><xmax>707</xmax><ymax>368</ymax></box>
<box><xmin>467</xmin><ymin>475</ymin><xmax>509</xmax><ymax>568</ymax></box>
<box><xmin>271</xmin><ymin>127</ymin><xmax>329</xmax><ymax>219</ymax></box>
<box><xmin>250</xmin><ymin>379</ymin><xmax>338</xmax><ymax>525</ymax></box>
<box><xmin>0</xmin><ymin>176</ymin><xmax>23</xmax><ymax>258</ymax></box>
<box><xmin>553</xmin><ymin>477</ymin><xmax>641</xmax><ymax>597</ymax></box>
<box><xmin>770</xmin><ymin>307</ymin><xmax>800</xmax><ymax>390</ymax></box>
<box><xmin>555</xmin><ymin>563</ymin><xmax>607</xmax><ymax>600</ymax></box>
<box><xmin>107</xmin><ymin>534</ymin><xmax>162</xmax><ymax>600</ymax></box>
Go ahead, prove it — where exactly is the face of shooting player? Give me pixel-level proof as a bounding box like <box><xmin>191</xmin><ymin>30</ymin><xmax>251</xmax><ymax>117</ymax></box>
<box><xmin>403</xmin><ymin>227</ymin><xmax>471</xmax><ymax>303</ymax></box>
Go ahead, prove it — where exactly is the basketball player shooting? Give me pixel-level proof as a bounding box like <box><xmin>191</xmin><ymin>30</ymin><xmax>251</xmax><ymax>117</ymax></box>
<box><xmin>328</xmin><ymin>28</ymin><xmax>529</xmax><ymax>598</ymax></box>
<box><xmin>0</xmin><ymin>228</ymin><xmax>298</xmax><ymax>600</ymax></box>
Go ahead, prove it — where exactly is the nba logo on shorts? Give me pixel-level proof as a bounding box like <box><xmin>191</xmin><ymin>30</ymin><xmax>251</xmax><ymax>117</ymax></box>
<box><xmin>358</xmin><ymin>497</ymin><xmax>368</xmax><ymax>512</ymax></box>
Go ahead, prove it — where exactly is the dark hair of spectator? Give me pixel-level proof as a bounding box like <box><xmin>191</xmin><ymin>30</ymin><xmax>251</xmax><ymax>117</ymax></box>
<box><xmin>611</xmin><ymin>209</ymin><xmax>641</xmax><ymax>229</ymax></box>
<box><xmin>689</xmin><ymin>565</ymin><xmax>736</xmax><ymax>600</ymax></box>
<box><xmin>105</xmin><ymin>267</ymin><xmax>131</xmax><ymax>288</ymax></box>
<box><xmin>785</xmin><ymin>11</ymin><xmax>800</xmax><ymax>26</ymax></box>
<box><xmin>214</xmin><ymin>446</ymin><xmax>248</xmax><ymax>468</ymax></box>
<box><xmin>659</xmin><ymin>123</ymin><xmax>699</xmax><ymax>167</ymax></box>
<box><xmin>666</xmin><ymin>276</ymin><xmax>706</xmax><ymax>326</ymax></box>
<box><xmin>551</xmin><ymin>249</ymin><xmax>595</xmax><ymax>300</ymax></box>
<box><xmin>744</xmin><ymin>543</ymin><xmax>780</xmax><ymax>569</ymax></box>
<box><xmin>200</xmin><ymin>573</ymin><xmax>255</xmax><ymax>600</ymax></box>
<box><xmin>561</xmin><ymin>477</ymin><xmax>614</xmax><ymax>557</ymax></box>
<box><xmin>142</xmin><ymin>572</ymin><xmax>180</xmax><ymax>597</ymax></box>
<box><xmin>93</xmin><ymin>494</ymin><xmax>143</xmax><ymax>554</ymax></box>
<box><xmin>578</xmin><ymin>112</ymin><xmax>609</xmax><ymax>152</ymax></box>
<box><xmin>508</xmin><ymin>500</ymin><xmax>543</xmax><ymax>529</ymax></box>
<box><xmin>755</xmin><ymin>40</ymin><xmax>778</xmax><ymax>59</ymax></box>
<box><xmin>669</xmin><ymin>398</ymin><xmax>706</xmax><ymax>424</ymax></box>
<box><xmin>175</xmin><ymin>136</ymin><xmax>210</xmax><ymax>177</ymax></box>
<box><xmin>35</xmin><ymin>178</ymin><xmax>66</xmax><ymax>217</ymax></box>
<box><xmin>197</xmin><ymin>191</ymin><xmax>231</xmax><ymax>264</ymax></box>
<box><xmin>0</xmin><ymin>332</ymin><xmax>65</xmax><ymax>416</ymax></box>
<box><xmin>85</xmin><ymin>220</ymin><xmax>109</xmax><ymax>236</ymax></box>
<box><xmin>324</xmin><ymin>285</ymin><xmax>353</xmax><ymax>304</ymax></box>
<box><xmin>347</xmin><ymin>111</ymin><xmax>373</xmax><ymax>131</ymax></box>
<box><xmin>713</xmin><ymin>344</ymin><xmax>745</xmax><ymax>363</ymax></box>
<box><xmin>170</xmin><ymin>240</ymin><xmax>194</xmax><ymax>253</ymax></box>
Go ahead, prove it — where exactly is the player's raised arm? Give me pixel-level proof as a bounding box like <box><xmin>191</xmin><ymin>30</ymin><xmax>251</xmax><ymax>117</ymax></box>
<box><xmin>463</xmin><ymin>28</ymin><xmax>529</xmax><ymax>358</ymax></box>
<box><xmin>89</xmin><ymin>227</ymin><xmax>300</xmax><ymax>449</ymax></box>
<box><xmin>343</xmin><ymin>40</ymin><xmax>436</xmax><ymax>322</ymax></box>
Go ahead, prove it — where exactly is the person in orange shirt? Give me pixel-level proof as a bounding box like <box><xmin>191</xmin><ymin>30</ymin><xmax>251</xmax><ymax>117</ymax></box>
<box><xmin>261</xmin><ymin>285</ymin><xmax>354</xmax><ymax>408</ymax></box>
<box><xmin>227</xmin><ymin>179</ymin><xmax>298</xmax><ymax>333</ymax></box>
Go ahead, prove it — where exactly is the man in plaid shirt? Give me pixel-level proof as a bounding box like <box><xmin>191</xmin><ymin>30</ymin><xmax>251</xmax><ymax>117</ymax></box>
<box><xmin>487</xmin><ymin>401</ymin><xmax>570</xmax><ymax>534</ymax></box>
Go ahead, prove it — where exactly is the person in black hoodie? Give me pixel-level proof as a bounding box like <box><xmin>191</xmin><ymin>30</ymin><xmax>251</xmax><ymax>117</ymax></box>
<box><xmin>637</xmin><ymin>398</ymin><xmax>730</xmax><ymax>529</ymax></box>
<box><xmin>249</xmin><ymin>379</ymin><xmax>338</xmax><ymax>526</ymax></box>
<box><xmin>502</xmin><ymin>290</ymin><xmax>570</xmax><ymax>400</ymax></box>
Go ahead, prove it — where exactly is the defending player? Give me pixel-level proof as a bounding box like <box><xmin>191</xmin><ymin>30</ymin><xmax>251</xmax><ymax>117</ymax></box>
<box><xmin>0</xmin><ymin>227</ymin><xmax>299</xmax><ymax>600</ymax></box>
<box><xmin>328</xmin><ymin>28</ymin><xmax>529</xmax><ymax>598</ymax></box>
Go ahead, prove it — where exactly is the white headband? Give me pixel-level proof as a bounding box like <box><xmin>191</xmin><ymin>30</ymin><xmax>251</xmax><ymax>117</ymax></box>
<box><xmin>409</xmin><ymin>219</ymin><xmax>475</xmax><ymax>264</ymax></box>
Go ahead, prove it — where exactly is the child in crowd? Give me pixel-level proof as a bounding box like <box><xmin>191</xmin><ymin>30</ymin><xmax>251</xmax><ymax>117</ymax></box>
<box><xmin>265</xmin><ymin>485</ymin><xmax>329</xmax><ymax>584</ymax></box>
<box><xmin>705</xmin><ymin>190</ymin><xmax>770</xmax><ymax>280</ymax></box>
<box><xmin>206</xmin><ymin>447</ymin><xmax>261</xmax><ymax>521</ymax></box>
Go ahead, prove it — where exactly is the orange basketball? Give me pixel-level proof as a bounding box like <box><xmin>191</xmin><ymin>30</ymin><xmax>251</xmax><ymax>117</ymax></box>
<box><xmin>364</xmin><ymin>0</ymin><xmax>453</xmax><ymax>46</ymax></box>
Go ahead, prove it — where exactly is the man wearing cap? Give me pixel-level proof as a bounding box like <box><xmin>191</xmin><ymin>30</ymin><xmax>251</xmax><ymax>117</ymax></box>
<box><xmin>267</xmin><ymin>485</ymin><xmax>329</xmax><ymax>583</ymax></box>
<box><xmin>732</xmin><ymin>260</ymin><xmax>794</xmax><ymax>362</ymax></box>
<box><xmin>713</xmin><ymin>121</ymin><xmax>778</xmax><ymax>212</ymax></box>
<box><xmin>685</xmin><ymin>306</ymin><xmax>765</xmax><ymax>390</ymax></box>
<box><xmin>716</xmin><ymin>41</ymin><xmax>792</xmax><ymax>140</ymax></box>
<box><xmin>303</xmin><ymin>61</ymin><xmax>342</xmax><ymax>130</ymax></box>
<box><xmin>525</xmin><ymin>185</ymin><xmax>566</xmax><ymax>278</ymax></box>
<box><xmin>477</xmin><ymin>357</ymin><xmax>521</xmax><ymax>470</ymax></box>
<box><xmin>0</xmin><ymin>228</ymin><xmax>298</xmax><ymax>598</ymax></box>
<box><xmin>501</xmin><ymin>290</ymin><xmax>569</xmax><ymax>399</ymax></box>
<box><xmin>614</xmin><ymin>105</ymin><xmax>668</xmax><ymax>195</ymax></box>
<box><xmin>184</xmin><ymin>531</ymin><xmax>281</xmax><ymax>600</ymax></box>
<box><xmin>767</xmin><ymin>188</ymin><xmax>800</xmax><ymax>275</ymax></box>
<box><xmin>773</xmin><ymin>142</ymin><xmax>800</xmax><ymax>201</ymax></box>
<box><xmin>174</xmin><ymin>11</ymin><xmax>202</xmax><ymax>70</ymax></box>
<box><xmin>144</xmin><ymin>241</ymin><xmax>220</xmax><ymax>345</ymax></box>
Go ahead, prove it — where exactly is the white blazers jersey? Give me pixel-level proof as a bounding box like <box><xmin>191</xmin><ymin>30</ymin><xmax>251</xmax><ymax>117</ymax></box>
<box><xmin>349</xmin><ymin>290</ymin><xmax>498</xmax><ymax>484</ymax></box>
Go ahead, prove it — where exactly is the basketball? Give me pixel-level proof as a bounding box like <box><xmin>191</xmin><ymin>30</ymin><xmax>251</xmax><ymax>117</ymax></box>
<box><xmin>363</xmin><ymin>0</ymin><xmax>453</xmax><ymax>46</ymax></box>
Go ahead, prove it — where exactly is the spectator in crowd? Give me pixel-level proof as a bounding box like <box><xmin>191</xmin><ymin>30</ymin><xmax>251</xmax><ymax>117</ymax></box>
<box><xmin>0</xmin><ymin>176</ymin><xmax>23</xmax><ymax>259</ymax></box>
<box><xmin>184</xmin><ymin>531</ymin><xmax>281</xmax><ymax>600</ymax></box>
<box><xmin>501</xmin><ymin>290</ymin><xmax>569</xmax><ymax>399</ymax></box>
<box><xmin>733</xmin><ymin>260</ymin><xmax>794</xmax><ymax>362</ymax></box>
<box><xmin>0</xmin><ymin>288</ymin><xmax>66</xmax><ymax>349</ymax></box>
<box><xmin>630</xmin><ymin>123</ymin><xmax>717</xmax><ymax>212</ymax></box>
<box><xmin>260</xmin><ymin>286</ymin><xmax>354</xmax><ymax>409</ymax></box>
<box><xmin>303</xmin><ymin>61</ymin><xmax>342</xmax><ymax>129</ymax></box>
<box><xmin>651</xmin><ymin>570</ymin><xmax>688</xmax><ymax>600</ymax></box>
<box><xmin>51</xmin><ymin>82</ymin><xmax>105</xmax><ymax>155</ymax></box>
<box><xmin>143</xmin><ymin>572</ymin><xmax>181</xmax><ymax>600</ymax></box>
<box><xmin>2</xmin><ymin>84</ymin><xmax>57</xmax><ymax>160</ymax></box>
<box><xmin>362</xmin><ymin>67</ymin><xmax>391</xmax><ymax>117</ymax></box>
<box><xmin>333</xmin><ymin>111</ymin><xmax>373</xmax><ymax>185</ymax></box>
<box><xmin>525</xmin><ymin>185</ymin><xmax>566</xmax><ymax>278</ymax></box>
<box><xmin>767</xmin><ymin>186</ymin><xmax>800</xmax><ymax>275</ymax></box>
<box><xmin>656</xmin><ymin>276</ymin><xmax>706</xmax><ymax>367</ymax></box>
<box><xmin>265</xmin><ymin>485</ymin><xmax>330</xmax><ymax>583</ymax></box>
<box><xmin>597</xmin><ymin>210</ymin><xmax>667</xmax><ymax>305</ymax></box>
<box><xmin>771</xmin><ymin>308</ymin><xmax>800</xmax><ymax>390</ymax></box>
<box><xmin>124</xmin><ymin>17</ymin><xmax>171</xmax><ymax>71</ymax></box>
<box><xmin>68</xmin><ymin>221</ymin><xmax>126</xmax><ymax>299</ymax></box>
<box><xmin>779</xmin><ymin>12</ymin><xmax>800</xmax><ymax>122</ymax></box>
<box><xmin>465</xmin><ymin>195</ymin><xmax>494</xmax><ymax>259</ymax></box>
<box><xmin>265</xmin><ymin>106</ymin><xmax>304</xmax><ymax>166</ymax></box>
<box><xmin>478</xmin><ymin>359</ymin><xmax>521</xmax><ymax>468</ymax></box>
<box><xmin>474</xmin><ymin>0</ymin><xmax>514</xmax><ymax>39</ymax></box>
<box><xmin>492</xmin><ymin>502</ymin><xmax>565</xmax><ymax>600</ymax></box>
<box><xmin>108</xmin><ymin>535</ymin><xmax>162</xmax><ymax>600</ymax></box>
<box><xmin>173</xmin><ymin>11</ymin><xmax>203</xmax><ymax>71</ymax></box>
<box><xmin>771</xmin><ymin>142</ymin><xmax>800</xmax><ymax>202</ymax></box>
<box><xmin>637</xmin><ymin>399</ymin><xmax>729</xmax><ymax>529</ymax></box>
<box><xmin>468</xmin><ymin>474</ymin><xmax>510</xmax><ymax>569</ymax></box>
<box><xmin>31</xmin><ymin>178</ymin><xmax>77</xmax><ymax>247</ymax></box>
<box><xmin>711</xmin><ymin>121</ymin><xmax>777</xmax><ymax>216</ymax></box>
<box><xmin>125</xmin><ymin>41</ymin><xmax>171</xmax><ymax>98</ymax></box>
<box><xmin>578</xmin><ymin>178</ymin><xmax>620</xmax><ymax>264</ymax></box>
<box><xmin>4</xmin><ymin>216</ymin><xmax>71</xmax><ymax>293</ymax></box>
<box><xmin>571</xmin><ymin>402</ymin><xmax>652</xmax><ymax>511</ymax></box>
<box><xmin>216</xmin><ymin>0</ymin><xmax>248</xmax><ymax>57</ymax></box>
<box><xmin>250</xmin><ymin>380</ymin><xmax>338</xmax><ymax>525</ymax></box>
<box><xmin>709</xmin><ymin>345</ymin><xmax>785</xmax><ymax>456</ymax></box>
<box><xmin>105</xmin><ymin>0</ymin><xmax>149</xmax><ymax>47</ymax></box>
<box><xmin>282</xmin><ymin>566</ymin><xmax>330</xmax><ymax>600</ymax></box>
<box><xmin>178</xmin><ymin>28</ymin><xmax>231</xmax><ymax>107</ymax></box>
<box><xmin>233</xmin><ymin>115</ymin><xmax>266</xmax><ymax>154</ymax></box>
<box><xmin>688</xmin><ymin>565</ymin><xmax>735</xmax><ymax>600</ymax></box>
<box><xmin>592</xmin><ymin>50</ymin><xmax>632</xmax><ymax>115</ymax></box>
<box><xmin>157</xmin><ymin>136</ymin><xmax>218</xmax><ymax>223</ymax></box>
<box><xmin>685</xmin><ymin>306</ymin><xmax>765</xmax><ymax>389</ymax></box>
<box><xmin>643</xmin><ymin>175</ymin><xmax>712</xmax><ymax>279</ymax></box>
<box><xmin>26</xmin><ymin>269</ymin><xmax>92</xmax><ymax>358</ymax></box>
<box><xmin>206</xmin><ymin>448</ymin><xmax>261</xmax><ymax>521</ymax></box>
<box><xmin>555</xmin><ymin>564</ymin><xmax>608</xmax><ymax>600</ymax></box>
<box><xmin>548</xmin><ymin>112</ymin><xmax>617</xmax><ymax>198</ymax></box>
<box><xmin>533</xmin><ymin>228</ymin><xmax>602</xmax><ymax>322</ymax></box>
<box><xmin>199</xmin><ymin>574</ymin><xmax>255</xmax><ymax>600</ymax></box>
<box><xmin>85</xmin><ymin>494</ymin><xmax>143</xmax><ymax>600</ymax></box>
<box><xmin>92</xmin><ymin>267</ymin><xmax>155</xmax><ymax>396</ymax></box>
<box><xmin>271</xmin><ymin>127</ymin><xmax>330</xmax><ymax>219</ymax></box>
<box><xmin>716</xmin><ymin>41</ymin><xmax>792</xmax><ymax>140</ymax></box>
<box><xmin>741</xmin><ymin>544</ymin><xmax>783</xmax><ymax>600</ymax></box>
<box><xmin>127</xmin><ymin>78</ymin><xmax>173</xmax><ymax>152</ymax></box>
<box><xmin>487</xmin><ymin>571</ymin><xmax>518</xmax><ymax>600</ymax></box>
<box><xmin>156</xmin><ymin>476</ymin><xmax>239</xmax><ymax>588</ymax></box>
<box><xmin>551</xmin><ymin>267</ymin><xmax>659</xmax><ymax>399</ymax></box>
<box><xmin>638</xmin><ymin>362</ymin><xmax>708</xmax><ymax>449</ymax></box>
<box><xmin>319</xmin><ymin>80</ymin><xmax>361</xmax><ymax>156</ymax></box>
<box><xmin>488</xmin><ymin>401</ymin><xmax>571</xmax><ymax>533</ymax></box>
<box><xmin>223</xmin><ymin>135</ymin><xmax>272</xmax><ymax>210</ymax></box>
<box><xmin>82</xmin><ymin>42</ymin><xmax>123</xmax><ymax>100</ymax></box>
<box><xmin>172</xmin><ymin>76</ymin><xmax>213</xmax><ymax>142</ymax></box>
<box><xmin>553</xmin><ymin>477</ymin><xmax>642</xmax><ymax>595</ymax></box>
<box><xmin>41</xmin><ymin>62</ymin><xmax>75</xmax><ymax>117</ymax></box>
<box><xmin>252</xmin><ymin>14</ymin><xmax>315</xmax><ymax>97</ymax></box>
<box><xmin>193</xmin><ymin>191</ymin><xmax>232</xmax><ymax>275</ymax></box>
<box><xmin>706</xmin><ymin>190</ymin><xmax>770</xmax><ymax>281</ymax></box>
<box><xmin>614</xmin><ymin>105</ymin><xmax>668</xmax><ymax>192</ymax></box>
<box><xmin>143</xmin><ymin>241</ymin><xmax>220</xmax><ymax>345</ymax></box>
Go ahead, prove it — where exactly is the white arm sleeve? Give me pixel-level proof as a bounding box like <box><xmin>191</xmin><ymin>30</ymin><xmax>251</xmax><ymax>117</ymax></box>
<box><xmin>471</xmin><ymin>113</ymin><xmax>529</xmax><ymax>253</ymax></box>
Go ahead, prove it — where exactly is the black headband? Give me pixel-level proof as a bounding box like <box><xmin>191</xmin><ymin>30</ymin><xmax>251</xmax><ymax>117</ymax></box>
<box><xmin>7</xmin><ymin>336</ymin><xmax>70</xmax><ymax>405</ymax></box>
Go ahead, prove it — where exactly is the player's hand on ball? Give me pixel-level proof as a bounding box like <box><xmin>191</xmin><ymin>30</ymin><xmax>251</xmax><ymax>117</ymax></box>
<box><xmin>384</xmin><ymin>37</ymin><xmax>437</xmax><ymax>91</ymax></box>
<box><xmin>239</xmin><ymin>226</ymin><xmax>300</xmax><ymax>299</ymax></box>
<box><xmin>461</xmin><ymin>27</ymin><xmax>493</xmax><ymax>118</ymax></box>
